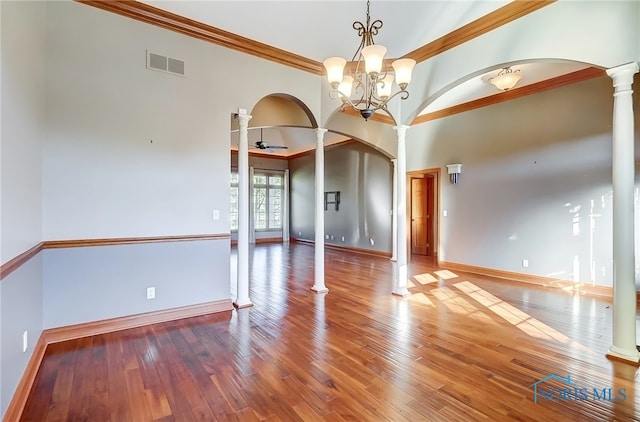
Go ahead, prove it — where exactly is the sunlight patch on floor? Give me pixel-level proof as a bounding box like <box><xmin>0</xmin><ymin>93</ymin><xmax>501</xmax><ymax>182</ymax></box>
<box><xmin>413</xmin><ymin>272</ymin><xmax>438</xmax><ymax>285</ymax></box>
<box><xmin>453</xmin><ymin>281</ymin><xmax>596</xmax><ymax>354</ymax></box>
<box><xmin>431</xmin><ymin>287</ymin><xmax>479</xmax><ymax>315</ymax></box>
<box><xmin>434</xmin><ymin>270</ymin><xmax>459</xmax><ymax>280</ymax></box>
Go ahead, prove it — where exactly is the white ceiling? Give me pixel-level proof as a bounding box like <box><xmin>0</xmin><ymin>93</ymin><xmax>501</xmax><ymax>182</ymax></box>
<box><xmin>140</xmin><ymin>1</ymin><xmax>591</xmax><ymax>153</ymax></box>
<box><xmin>142</xmin><ymin>1</ymin><xmax>512</xmax><ymax>63</ymax></box>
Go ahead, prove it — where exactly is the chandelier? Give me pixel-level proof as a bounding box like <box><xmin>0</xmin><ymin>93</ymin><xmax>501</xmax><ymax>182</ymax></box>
<box><xmin>323</xmin><ymin>0</ymin><xmax>416</xmax><ymax>120</ymax></box>
<box><xmin>489</xmin><ymin>67</ymin><xmax>523</xmax><ymax>91</ymax></box>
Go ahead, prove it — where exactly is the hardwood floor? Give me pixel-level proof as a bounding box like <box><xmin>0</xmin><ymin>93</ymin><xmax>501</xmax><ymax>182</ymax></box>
<box><xmin>21</xmin><ymin>243</ymin><xmax>640</xmax><ymax>421</ymax></box>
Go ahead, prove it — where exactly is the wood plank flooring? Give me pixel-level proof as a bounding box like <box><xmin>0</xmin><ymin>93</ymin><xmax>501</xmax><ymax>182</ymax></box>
<box><xmin>20</xmin><ymin>243</ymin><xmax>640</xmax><ymax>421</ymax></box>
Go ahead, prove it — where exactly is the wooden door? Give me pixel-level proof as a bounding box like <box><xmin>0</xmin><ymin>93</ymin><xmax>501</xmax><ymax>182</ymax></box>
<box><xmin>425</xmin><ymin>175</ymin><xmax>434</xmax><ymax>256</ymax></box>
<box><xmin>411</xmin><ymin>178</ymin><xmax>428</xmax><ymax>255</ymax></box>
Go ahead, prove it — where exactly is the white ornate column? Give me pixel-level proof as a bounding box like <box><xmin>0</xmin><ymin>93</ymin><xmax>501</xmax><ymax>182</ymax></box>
<box><xmin>391</xmin><ymin>158</ymin><xmax>398</xmax><ymax>262</ymax></box>
<box><xmin>249</xmin><ymin>166</ymin><xmax>256</xmax><ymax>244</ymax></box>
<box><xmin>606</xmin><ymin>62</ymin><xmax>639</xmax><ymax>363</ymax></box>
<box><xmin>393</xmin><ymin>125</ymin><xmax>411</xmax><ymax>297</ymax></box>
<box><xmin>234</xmin><ymin>109</ymin><xmax>253</xmax><ymax>308</ymax></box>
<box><xmin>283</xmin><ymin>169</ymin><xmax>290</xmax><ymax>242</ymax></box>
<box><xmin>312</xmin><ymin>128</ymin><xmax>329</xmax><ymax>293</ymax></box>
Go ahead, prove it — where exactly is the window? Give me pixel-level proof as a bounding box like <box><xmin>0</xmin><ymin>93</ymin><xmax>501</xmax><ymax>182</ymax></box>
<box><xmin>253</xmin><ymin>172</ymin><xmax>283</xmax><ymax>231</ymax></box>
<box><xmin>230</xmin><ymin>170</ymin><xmax>284</xmax><ymax>232</ymax></box>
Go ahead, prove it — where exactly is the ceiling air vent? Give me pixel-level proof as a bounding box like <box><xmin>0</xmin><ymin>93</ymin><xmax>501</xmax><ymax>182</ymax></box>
<box><xmin>146</xmin><ymin>50</ymin><xmax>185</xmax><ymax>77</ymax></box>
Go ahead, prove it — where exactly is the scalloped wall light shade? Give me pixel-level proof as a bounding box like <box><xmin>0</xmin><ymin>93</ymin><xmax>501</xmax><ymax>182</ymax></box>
<box><xmin>490</xmin><ymin>67</ymin><xmax>523</xmax><ymax>91</ymax></box>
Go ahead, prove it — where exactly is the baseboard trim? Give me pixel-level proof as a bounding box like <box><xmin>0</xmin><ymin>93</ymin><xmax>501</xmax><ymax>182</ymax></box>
<box><xmin>440</xmin><ymin>261</ymin><xmax>613</xmax><ymax>299</ymax></box>
<box><xmin>231</xmin><ymin>237</ymin><xmax>283</xmax><ymax>246</ymax></box>
<box><xmin>44</xmin><ymin>299</ymin><xmax>234</xmax><ymax>344</ymax></box>
<box><xmin>2</xmin><ymin>299</ymin><xmax>234</xmax><ymax>422</ymax></box>
<box><xmin>291</xmin><ymin>237</ymin><xmax>392</xmax><ymax>258</ymax></box>
<box><xmin>2</xmin><ymin>335</ymin><xmax>48</xmax><ymax>422</ymax></box>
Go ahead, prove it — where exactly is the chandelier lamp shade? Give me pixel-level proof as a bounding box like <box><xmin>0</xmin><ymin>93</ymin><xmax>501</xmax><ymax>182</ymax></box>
<box><xmin>323</xmin><ymin>0</ymin><xmax>416</xmax><ymax>120</ymax></box>
<box><xmin>489</xmin><ymin>67</ymin><xmax>523</xmax><ymax>91</ymax></box>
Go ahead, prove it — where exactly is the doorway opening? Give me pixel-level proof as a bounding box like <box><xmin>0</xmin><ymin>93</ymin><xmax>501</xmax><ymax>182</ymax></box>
<box><xmin>408</xmin><ymin>168</ymin><xmax>440</xmax><ymax>263</ymax></box>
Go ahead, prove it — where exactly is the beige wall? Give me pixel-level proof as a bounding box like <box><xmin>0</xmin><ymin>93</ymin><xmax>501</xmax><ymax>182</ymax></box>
<box><xmin>407</xmin><ymin>74</ymin><xmax>640</xmax><ymax>286</ymax></box>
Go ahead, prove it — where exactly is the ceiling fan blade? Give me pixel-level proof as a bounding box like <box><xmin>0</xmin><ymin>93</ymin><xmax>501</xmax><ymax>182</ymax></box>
<box><xmin>253</xmin><ymin>128</ymin><xmax>288</xmax><ymax>151</ymax></box>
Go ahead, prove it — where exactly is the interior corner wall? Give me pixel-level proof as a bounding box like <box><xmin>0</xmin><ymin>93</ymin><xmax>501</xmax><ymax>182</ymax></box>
<box><xmin>289</xmin><ymin>143</ymin><xmax>393</xmax><ymax>253</ymax></box>
<box><xmin>0</xmin><ymin>1</ymin><xmax>46</xmax><ymax>417</ymax></box>
<box><xmin>407</xmin><ymin>74</ymin><xmax>640</xmax><ymax>287</ymax></box>
<box><xmin>1</xmin><ymin>0</ymin><xmax>45</xmax><ymax>263</ymax></box>
<box><xmin>1</xmin><ymin>256</ymin><xmax>43</xmax><ymax>418</ymax></box>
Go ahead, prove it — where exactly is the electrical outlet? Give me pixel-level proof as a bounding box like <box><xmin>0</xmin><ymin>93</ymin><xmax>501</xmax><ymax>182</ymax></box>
<box><xmin>147</xmin><ymin>286</ymin><xmax>156</xmax><ymax>300</ymax></box>
<box><xmin>330</xmin><ymin>235</ymin><xmax>334</xmax><ymax>240</ymax></box>
<box><xmin>369</xmin><ymin>238</ymin><xmax>375</xmax><ymax>246</ymax></box>
<box><xmin>325</xmin><ymin>234</ymin><xmax>329</xmax><ymax>240</ymax></box>
<box><xmin>212</xmin><ymin>210</ymin><xmax>220</xmax><ymax>220</ymax></box>
<box><xmin>443</xmin><ymin>210</ymin><xmax>448</xmax><ymax>217</ymax></box>
<box><xmin>341</xmin><ymin>236</ymin><xmax>345</xmax><ymax>242</ymax></box>
<box><xmin>522</xmin><ymin>259</ymin><xmax>529</xmax><ymax>268</ymax></box>
<box><xmin>23</xmin><ymin>331</ymin><xmax>28</xmax><ymax>353</ymax></box>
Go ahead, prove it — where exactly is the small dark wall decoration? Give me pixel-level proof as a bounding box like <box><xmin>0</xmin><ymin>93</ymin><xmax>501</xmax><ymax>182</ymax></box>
<box><xmin>324</xmin><ymin>191</ymin><xmax>340</xmax><ymax>211</ymax></box>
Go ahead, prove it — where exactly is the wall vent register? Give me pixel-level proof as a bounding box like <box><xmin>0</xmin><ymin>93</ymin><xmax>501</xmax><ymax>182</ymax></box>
<box><xmin>146</xmin><ymin>50</ymin><xmax>185</xmax><ymax>76</ymax></box>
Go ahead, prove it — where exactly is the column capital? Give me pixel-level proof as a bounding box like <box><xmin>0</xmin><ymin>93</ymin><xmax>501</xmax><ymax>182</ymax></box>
<box><xmin>315</xmin><ymin>128</ymin><xmax>327</xmax><ymax>146</ymax></box>
<box><xmin>606</xmin><ymin>62</ymin><xmax>639</xmax><ymax>88</ymax></box>
<box><xmin>394</xmin><ymin>125</ymin><xmax>410</xmax><ymax>144</ymax></box>
<box><xmin>236</xmin><ymin>109</ymin><xmax>252</xmax><ymax>125</ymax></box>
<box><xmin>393</xmin><ymin>124</ymin><xmax>410</xmax><ymax>133</ymax></box>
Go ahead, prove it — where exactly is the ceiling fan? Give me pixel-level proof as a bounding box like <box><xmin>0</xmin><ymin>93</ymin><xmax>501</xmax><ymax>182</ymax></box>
<box><xmin>252</xmin><ymin>128</ymin><xmax>288</xmax><ymax>152</ymax></box>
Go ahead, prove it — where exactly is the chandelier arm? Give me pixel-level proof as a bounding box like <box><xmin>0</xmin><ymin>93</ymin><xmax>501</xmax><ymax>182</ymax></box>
<box><xmin>353</xmin><ymin>21</ymin><xmax>366</xmax><ymax>37</ymax></box>
<box><xmin>350</xmin><ymin>79</ymin><xmax>367</xmax><ymax>105</ymax></box>
<box><xmin>330</xmin><ymin>90</ymin><xmax>363</xmax><ymax>111</ymax></box>
<box><xmin>368</xmin><ymin>19</ymin><xmax>383</xmax><ymax>38</ymax></box>
<box><xmin>383</xmin><ymin>89</ymin><xmax>410</xmax><ymax>104</ymax></box>
<box><xmin>350</xmin><ymin>36</ymin><xmax>367</xmax><ymax>64</ymax></box>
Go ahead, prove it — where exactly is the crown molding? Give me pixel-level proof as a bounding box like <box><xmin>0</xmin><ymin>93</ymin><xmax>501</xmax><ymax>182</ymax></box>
<box><xmin>403</xmin><ymin>1</ymin><xmax>556</xmax><ymax>63</ymax></box>
<box><xmin>77</xmin><ymin>0</ymin><xmax>323</xmax><ymax>74</ymax></box>
<box><xmin>77</xmin><ymin>1</ymin><xmax>554</xmax><ymax>75</ymax></box>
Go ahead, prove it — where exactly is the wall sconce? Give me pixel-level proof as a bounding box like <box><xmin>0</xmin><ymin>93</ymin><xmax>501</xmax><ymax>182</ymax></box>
<box><xmin>447</xmin><ymin>164</ymin><xmax>462</xmax><ymax>184</ymax></box>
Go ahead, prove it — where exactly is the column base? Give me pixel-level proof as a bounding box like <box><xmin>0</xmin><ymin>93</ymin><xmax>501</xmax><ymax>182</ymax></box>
<box><xmin>392</xmin><ymin>288</ymin><xmax>411</xmax><ymax>297</ymax></box>
<box><xmin>606</xmin><ymin>345</ymin><xmax>640</xmax><ymax>365</ymax></box>
<box><xmin>311</xmin><ymin>286</ymin><xmax>329</xmax><ymax>294</ymax></box>
<box><xmin>233</xmin><ymin>300</ymin><xmax>253</xmax><ymax>309</ymax></box>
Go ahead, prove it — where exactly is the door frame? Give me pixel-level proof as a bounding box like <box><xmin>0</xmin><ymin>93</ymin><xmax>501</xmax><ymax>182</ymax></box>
<box><xmin>407</xmin><ymin>167</ymin><xmax>441</xmax><ymax>263</ymax></box>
